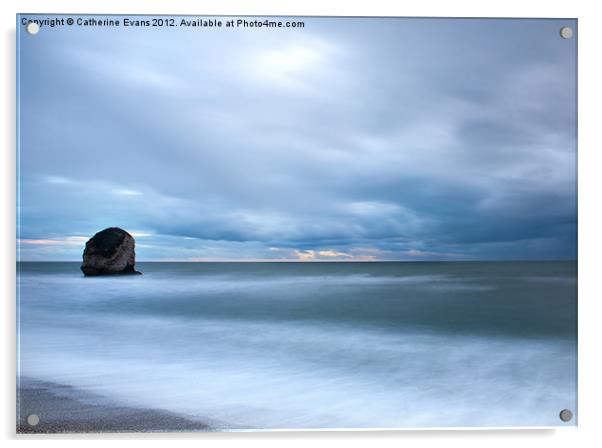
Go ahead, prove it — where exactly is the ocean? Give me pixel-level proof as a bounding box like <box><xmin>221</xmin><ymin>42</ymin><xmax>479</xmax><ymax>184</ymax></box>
<box><xmin>17</xmin><ymin>261</ymin><xmax>577</xmax><ymax>429</ymax></box>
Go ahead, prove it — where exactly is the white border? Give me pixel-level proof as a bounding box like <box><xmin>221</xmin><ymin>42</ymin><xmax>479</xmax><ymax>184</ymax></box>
<box><xmin>2</xmin><ymin>1</ymin><xmax>600</xmax><ymax>446</ymax></box>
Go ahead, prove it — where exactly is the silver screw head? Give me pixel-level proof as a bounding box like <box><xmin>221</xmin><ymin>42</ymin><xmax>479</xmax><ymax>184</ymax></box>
<box><xmin>27</xmin><ymin>414</ymin><xmax>40</xmax><ymax>426</ymax></box>
<box><xmin>560</xmin><ymin>26</ymin><xmax>573</xmax><ymax>39</ymax></box>
<box><xmin>26</xmin><ymin>22</ymin><xmax>40</xmax><ymax>35</ymax></box>
<box><xmin>559</xmin><ymin>409</ymin><xmax>573</xmax><ymax>422</ymax></box>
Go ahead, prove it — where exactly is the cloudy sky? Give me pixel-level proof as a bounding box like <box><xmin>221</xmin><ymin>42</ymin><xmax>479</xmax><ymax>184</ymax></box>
<box><xmin>18</xmin><ymin>17</ymin><xmax>577</xmax><ymax>261</ymax></box>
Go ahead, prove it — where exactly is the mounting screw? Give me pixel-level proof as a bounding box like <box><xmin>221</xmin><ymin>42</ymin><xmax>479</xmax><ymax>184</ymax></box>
<box><xmin>559</xmin><ymin>409</ymin><xmax>573</xmax><ymax>422</ymax></box>
<box><xmin>26</xmin><ymin>22</ymin><xmax>40</xmax><ymax>35</ymax></box>
<box><xmin>559</xmin><ymin>26</ymin><xmax>573</xmax><ymax>39</ymax></box>
<box><xmin>27</xmin><ymin>414</ymin><xmax>40</xmax><ymax>426</ymax></box>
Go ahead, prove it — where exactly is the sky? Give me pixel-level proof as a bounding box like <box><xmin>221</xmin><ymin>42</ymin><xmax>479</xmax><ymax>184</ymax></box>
<box><xmin>17</xmin><ymin>16</ymin><xmax>577</xmax><ymax>261</ymax></box>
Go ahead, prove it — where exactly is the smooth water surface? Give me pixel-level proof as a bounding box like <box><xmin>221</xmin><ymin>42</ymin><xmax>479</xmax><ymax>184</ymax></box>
<box><xmin>17</xmin><ymin>261</ymin><xmax>577</xmax><ymax>428</ymax></box>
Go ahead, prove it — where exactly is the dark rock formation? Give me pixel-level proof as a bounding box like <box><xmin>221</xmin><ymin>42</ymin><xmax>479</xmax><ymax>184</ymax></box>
<box><xmin>81</xmin><ymin>227</ymin><xmax>142</xmax><ymax>276</ymax></box>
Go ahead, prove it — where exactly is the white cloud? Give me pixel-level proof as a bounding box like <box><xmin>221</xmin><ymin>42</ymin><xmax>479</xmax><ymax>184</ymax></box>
<box><xmin>293</xmin><ymin>250</ymin><xmax>315</xmax><ymax>261</ymax></box>
<box><xmin>19</xmin><ymin>236</ymin><xmax>88</xmax><ymax>246</ymax></box>
<box><xmin>317</xmin><ymin>250</ymin><xmax>351</xmax><ymax>258</ymax></box>
<box><xmin>114</xmin><ymin>189</ymin><xmax>142</xmax><ymax>196</ymax></box>
<box><xmin>44</xmin><ymin>176</ymin><xmax>73</xmax><ymax>185</ymax></box>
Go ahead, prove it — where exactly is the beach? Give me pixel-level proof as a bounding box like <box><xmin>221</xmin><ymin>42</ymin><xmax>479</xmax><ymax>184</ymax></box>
<box><xmin>17</xmin><ymin>377</ymin><xmax>210</xmax><ymax>433</ymax></box>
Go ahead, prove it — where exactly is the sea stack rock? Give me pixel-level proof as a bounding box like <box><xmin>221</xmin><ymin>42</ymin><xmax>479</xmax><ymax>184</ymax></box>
<box><xmin>81</xmin><ymin>227</ymin><xmax>142</xmax><ymax>276</ymax></box>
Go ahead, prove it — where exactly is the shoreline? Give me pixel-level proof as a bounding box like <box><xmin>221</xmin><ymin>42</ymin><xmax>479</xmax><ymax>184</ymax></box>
<box><xmin>17</xmin><ymin>377</ymin><xmax>212</xmax><ymax>433</ymax></box>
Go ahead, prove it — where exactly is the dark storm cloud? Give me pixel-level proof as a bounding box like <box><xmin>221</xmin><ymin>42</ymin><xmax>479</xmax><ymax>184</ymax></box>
<box><xmin>17</xmin><ymin>17</ymin><xmax>576</xmax><ymax>260</ymax></box>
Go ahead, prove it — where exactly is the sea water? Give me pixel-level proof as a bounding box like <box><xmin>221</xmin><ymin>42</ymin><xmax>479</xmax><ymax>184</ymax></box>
<box><xmin>17</xmin><ymin>261</ymin><xmax>577</xmax><ymax>428</ymax></box>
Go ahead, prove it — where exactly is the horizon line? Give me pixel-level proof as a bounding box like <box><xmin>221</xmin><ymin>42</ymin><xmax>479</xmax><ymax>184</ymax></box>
<box><xmin>16</xmin><ymin>259</ymin><xmax>577</xmax><ymax>263</ymax></box>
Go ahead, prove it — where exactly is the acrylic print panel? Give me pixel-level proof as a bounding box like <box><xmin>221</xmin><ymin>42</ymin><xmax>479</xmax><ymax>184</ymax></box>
<box><xmin>16</xmin><ymin>15</ymin><xmax>577</xmax><ymax>432</ymax></box>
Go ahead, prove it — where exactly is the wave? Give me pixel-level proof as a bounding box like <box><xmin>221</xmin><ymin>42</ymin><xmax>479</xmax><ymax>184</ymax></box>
<box><xmin>19</xmin><ymin>314</ymin><xmax>576</xmax><ymax>428</ymax></box>
<box><xmin>18</xmin><ymin>271</ymin><xmax>494</xmax><ymax>298</ymax></box>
